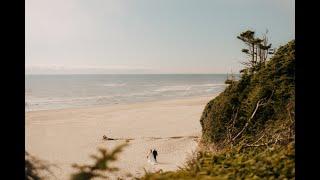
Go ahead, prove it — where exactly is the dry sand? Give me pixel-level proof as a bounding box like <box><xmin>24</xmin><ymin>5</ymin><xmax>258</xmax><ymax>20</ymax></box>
<box><xmin>25</xmin><ymin>95</ymin><xmax>215</xmax><ymax>179</ymax></box>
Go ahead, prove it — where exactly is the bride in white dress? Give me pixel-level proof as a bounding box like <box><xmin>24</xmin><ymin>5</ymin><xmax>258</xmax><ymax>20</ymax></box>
<box><xmin>147</xmin><ymin>149</ymin><xmax>157</xmax><ymax>165</ymax></box>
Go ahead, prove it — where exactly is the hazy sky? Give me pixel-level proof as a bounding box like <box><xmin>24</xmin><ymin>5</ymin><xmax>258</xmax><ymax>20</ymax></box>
<box><xmin>26</xmin><ymin>0</ymin><xmax>295</xmax><ymax>74</ymax></box>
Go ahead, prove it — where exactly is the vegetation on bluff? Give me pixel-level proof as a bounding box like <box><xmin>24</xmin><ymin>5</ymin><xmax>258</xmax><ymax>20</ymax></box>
<box><xmin>141</xmin><ymin>33</ymin><xmax>295</xmax><ymax>179</ymax></box>
<box><xmin>200</xmin><ymin>39</ymin><xmax>294</xmax><ymax>148</ymax></box>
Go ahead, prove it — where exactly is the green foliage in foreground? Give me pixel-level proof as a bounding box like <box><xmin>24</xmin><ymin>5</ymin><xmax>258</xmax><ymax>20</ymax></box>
<box><xmin>25</xmin><ymin>152</ymin><xmax>57</xmax><ymax>180</ymax></box>
<box><xmin>26</xmin><ymin>152</ymin><xmax>42</xmax><ymax>180</ymax></box>
<box><xmin>141</xmin><ymin>142</ymin><xmax>294</xmax><ymax>180</ymax></box>
<box><xmin>71</xmin><ymin>143</ymin><xmax>128</xmax><ymax>180</ymax></box>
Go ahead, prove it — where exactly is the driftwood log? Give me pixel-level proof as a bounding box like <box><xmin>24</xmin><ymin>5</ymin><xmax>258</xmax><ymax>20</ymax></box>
<box><xmin>102</xmin><ymin>135</ymin><xmax>115</xmax><ymax>141</ymax></box>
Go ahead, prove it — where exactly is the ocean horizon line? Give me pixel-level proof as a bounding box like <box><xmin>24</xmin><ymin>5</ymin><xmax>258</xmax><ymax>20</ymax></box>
<box><xmin>25</xmin><ymin>73</ymin><xmax>238</xmax><ymax>76</ymax></box>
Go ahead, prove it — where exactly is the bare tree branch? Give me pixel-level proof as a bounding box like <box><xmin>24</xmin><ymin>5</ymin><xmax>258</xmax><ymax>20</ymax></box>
<box><xmin>231</xmin><ymin>99</ymin><xmax>266</xmax><ymax>142</ymax></box>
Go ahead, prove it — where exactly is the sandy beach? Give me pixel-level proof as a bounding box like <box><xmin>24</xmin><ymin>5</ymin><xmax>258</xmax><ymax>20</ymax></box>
<box><xmin>25</xmin><ymin>95</ymin><xmax>214</xmax><ymax>179</ymax></box>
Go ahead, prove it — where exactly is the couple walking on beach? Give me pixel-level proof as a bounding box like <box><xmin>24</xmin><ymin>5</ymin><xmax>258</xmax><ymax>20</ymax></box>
<box><xmin>147</xmin><ymin>149</ymin><xmax>158</xmax><ymax>165</ymax></box>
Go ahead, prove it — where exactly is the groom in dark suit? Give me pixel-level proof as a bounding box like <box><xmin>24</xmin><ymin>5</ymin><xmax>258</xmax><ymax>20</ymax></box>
<box><xmin>152</xmin><ymin>149</ymin><xmax>158</xmax><ymax>162</ymax></box>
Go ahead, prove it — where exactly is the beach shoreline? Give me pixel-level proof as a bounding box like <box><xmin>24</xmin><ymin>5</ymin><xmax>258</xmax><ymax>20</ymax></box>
<box><xmin>26</xmin><ymin>95</ymin><xmax>216</xmax><ymax>179</ymax></box>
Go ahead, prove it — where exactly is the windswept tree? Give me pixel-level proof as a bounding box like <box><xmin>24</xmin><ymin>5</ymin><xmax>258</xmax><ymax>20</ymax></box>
<box><xmin>259</xmin><ymin>30</ymin><xmax>274</xmax><ymax>65</ymax></box>
<box><xmin>237</xmin><ymin>30</ymin><xmax>257</xmax><ymax>70</ymax></box>
<box><xmin>238</xmin><ymin>30</ymin><xmax>274</xmax><ymax>73</ymax></box>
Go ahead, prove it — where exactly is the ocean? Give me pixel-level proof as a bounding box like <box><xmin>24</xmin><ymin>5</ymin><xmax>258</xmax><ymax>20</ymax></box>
<box><xmin>25</xmin><ymin>74</ymin><xmax>230</xmax><ymax>111</ymax></box>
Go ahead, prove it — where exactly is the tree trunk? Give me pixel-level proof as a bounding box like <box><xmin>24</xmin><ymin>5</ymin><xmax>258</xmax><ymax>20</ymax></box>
<box><xmin>252</xmin><ymin>43</ymin><xmax>255</xmax><ymax>64</ymax></box>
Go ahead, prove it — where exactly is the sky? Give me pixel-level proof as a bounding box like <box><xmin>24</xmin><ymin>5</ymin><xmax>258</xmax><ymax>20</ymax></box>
<box><xmin>25</xmin><ymin>0</ymin><xmax>295</xmax><ymax>74</ymax></box>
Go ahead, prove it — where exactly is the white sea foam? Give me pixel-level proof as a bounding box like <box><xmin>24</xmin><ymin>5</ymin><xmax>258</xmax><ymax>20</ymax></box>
<box><xmin>101</xmin><ymin>83</ymin><xmax>126</xmax><ymax>87</ymax></box>
<box><xmin>153</xmin><ymin>83</ymin><xmax>227</xmax><ymax>92</ymax></box>
<box><xmin>154</xmin><ymin>85</ymin><xmax>192</xmax><ymax>92</ymax></box>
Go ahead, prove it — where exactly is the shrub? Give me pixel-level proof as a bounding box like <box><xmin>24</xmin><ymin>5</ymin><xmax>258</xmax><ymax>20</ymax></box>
<box><xmin>71</xmin><ymin>143</ymin><xmax>128</xmax><ymax>180</ymax></box>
